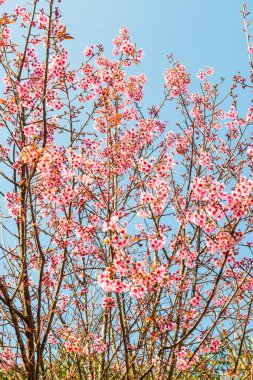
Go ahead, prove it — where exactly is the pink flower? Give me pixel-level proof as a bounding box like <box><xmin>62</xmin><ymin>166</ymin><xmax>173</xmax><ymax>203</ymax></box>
<box><xmin>83</xmin><ymin>45</ymin><xmax>94</xmax><ymax>57</ymax></box>
<box><xmin>189</xmin><ymin>296</ymin><xmax>200</xmax><ymax>306</ymax></box>
<box><xmin>0</xmin><ymin>347</ymin><xmax>16</xmax><ymax>371</ymax></box>
<box><xmin>199</xmin><ymin>151</ymin><xmax>212</xmax><ymax>168</ymax></box>
<box><xmin>122</xmin><ymin>42</ymin><xmax>135</xmax><ymax>55</ymax></box>
<box><xmin>102</xmin><ymin>215</ymin><xmax>119</xmax><ymax>231</ymax></box>
<box><xmin>164</xmin><ymin>63</ymin><xmax>190</xmax><ymax>97</ymax></box>
<box><xmin>209</xmin><ymin>338</ymin><xmax>221</xmax><ymax>352</ymax></box>
<box><xmin>247</xmin><ymin>146</ymin><xmax>253</xmax><ymax>156</ymax></box>
<box><xmin>102</xmin><ymin>297</ymin><xmax>116</xmax><ymax>310</ymax></box>
<box><xmin>196</xmin><ymin>69</ymin><xmax>205</xmax><ymax>80</ymax></box>
<box><xmin>205</xmin><ymin>66</ymin><xmax>214</xmax><ymax>76</ymax></box>
<box><xmin>5</xmin><ymin>192</ymin><xmax>21</xmax><ymax>218</ymax></box>
<box><xmin>149</xmin><ymin>235</ymin><xmax>165</xmax><ymax>250</ymax></box>
<box><xmin>129</xmin><ymin>285</ymin><xmax>146</xmax><ymax>299</ymax></box>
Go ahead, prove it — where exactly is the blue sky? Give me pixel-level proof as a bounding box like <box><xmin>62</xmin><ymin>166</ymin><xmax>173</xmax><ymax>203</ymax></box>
<box><xmin>59</xmin><ymin>0</ymin><xmax>249</xmax><ymax>104</ymax></box>
<box><xmin>2</xmin><ymin>0</ymin><xmax>250</xmax><ymax>106</ymax></box>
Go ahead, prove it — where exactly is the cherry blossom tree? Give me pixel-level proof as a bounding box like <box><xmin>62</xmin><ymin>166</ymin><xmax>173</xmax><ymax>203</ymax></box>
<box><xmin>0</xmin><ymin>0</ymin><xmax>253</xmax><ymax>379</ymax></box>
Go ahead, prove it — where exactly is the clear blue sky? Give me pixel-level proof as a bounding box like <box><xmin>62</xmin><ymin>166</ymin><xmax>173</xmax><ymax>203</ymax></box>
<box><xmin>59</xmin><ymin>0</ymin><xmax>249</xmax><ymax>104</ymax></box>
<box><xmin>2</xmin><ymin>0</ymin><xmax>251</xmax><ymax>108</ymax></box>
